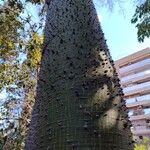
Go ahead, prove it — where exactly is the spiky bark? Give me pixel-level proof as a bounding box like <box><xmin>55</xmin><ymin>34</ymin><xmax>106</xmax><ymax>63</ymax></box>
<box><xmin>25</xmin><ymin>0</ymin><xmax>133</xmax><ymax>149</ymax></box>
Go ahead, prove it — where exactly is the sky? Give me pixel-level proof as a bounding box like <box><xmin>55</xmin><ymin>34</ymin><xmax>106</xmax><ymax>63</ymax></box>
<box><xmin>93</xmin><ymin>0</ymin><xmax>149</xmax><ymax>60</ymax></box>
<box><xmin>0</xmin><ymin>0</ymin><xmax>149</xmax><ymax>61</ymax></box>
<box><xmin>26</xmin><ymin>0</ymin><xmax>149</xmax><ymax>61</ymax></box>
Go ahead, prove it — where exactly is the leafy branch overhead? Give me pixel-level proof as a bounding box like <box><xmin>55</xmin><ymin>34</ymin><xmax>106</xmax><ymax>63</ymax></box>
<box><xmin>131</xmin><ymin>0</ymin><xmax>150</xmax><ymax>42</ymax></box>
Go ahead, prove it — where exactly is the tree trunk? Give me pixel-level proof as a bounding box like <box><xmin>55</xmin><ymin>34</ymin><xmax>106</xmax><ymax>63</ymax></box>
<box><xmin>25</xmin><ymin>0</ymin><xmax>133</xmax><ymax>149</ymax></box>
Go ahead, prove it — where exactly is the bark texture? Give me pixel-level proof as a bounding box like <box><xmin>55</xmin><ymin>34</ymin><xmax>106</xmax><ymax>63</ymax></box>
<box><xmin>25</xmin><ymin>0</ymin><xmax>133</xmax><ymax>149</ymax></box>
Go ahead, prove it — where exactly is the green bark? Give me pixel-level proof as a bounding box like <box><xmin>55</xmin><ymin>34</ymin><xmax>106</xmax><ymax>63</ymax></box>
<box><xmin>25</xmin><ymin>0</ymin><xmax>133</xmax><ymax>149</ymax></box>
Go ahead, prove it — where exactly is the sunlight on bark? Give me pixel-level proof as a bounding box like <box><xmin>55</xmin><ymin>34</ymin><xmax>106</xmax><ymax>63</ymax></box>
<box><xmin>98</xmin><ymin>108</ymin><xmax>118</xmax><ymax>129</ymax></box>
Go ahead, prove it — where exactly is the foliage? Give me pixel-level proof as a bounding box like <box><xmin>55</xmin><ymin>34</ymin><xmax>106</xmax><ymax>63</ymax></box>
<box><xmin>131</xmin><ymin>0</ymin><xmax>150</xmax><ymax>42</ymax></box>
<box><xmin>0</xmin><ymin>34</ymin><xmax>43</xmax><ymax>149</ymax></box>
<box><xmin>134</xmin><ymin>136</ymin><xmax>150</xmax><ymax>150</ymax></box>
<box><xmin>0</xmin><ymin>0</ymin><xmax>44</xmax><ymax>149</ymax></box>
<box><xmin>134</xmin><ymin>144</ymin><xmax>146</xmax><ymax>150</ymax></box>
<box><xmin>0</xmin><ymin>0</ymin><xmax>23</xmax><ymax>62</ymax></box>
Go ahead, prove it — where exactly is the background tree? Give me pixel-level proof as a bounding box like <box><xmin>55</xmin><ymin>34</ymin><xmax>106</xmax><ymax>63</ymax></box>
<box><xmin>131</xmin><ymin>0</ymin><xmax>150</xmax><ymax>42</ymax></box>
<box><xmin>0</xmin><ymin>0</ymin><xmax>44</xmax><ymax>149</ymax></box>
<box><xmin>134</xmin><ymin>136</ymin><xmax>150</xmax><ymax>150</ymax></box>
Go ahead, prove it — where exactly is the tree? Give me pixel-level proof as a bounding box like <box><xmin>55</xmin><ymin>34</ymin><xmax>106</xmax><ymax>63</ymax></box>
<box><xmin>131</xmin><ymin>0</ymin><xmax>150</xmax><ymax>42</ymax></box>
<box><xmin>0</xmin><ymin>3</ymin><xmax>25</xmax><ymax>148</ymax></box>
<box><xmin>25</xmin><ymin>0</ymin><xmax>133</xmax><ymax>149</ymax></box>
<box><xmin>1</xmin><ymin>32</ymin><xmax>42</xmax><ymax>150</ymax></box>
<box><xmin>134</xmin><ymin>136</ymin><xmax>150</xmax><ymax>150</ymax></box>
<box><xmin>0</xmin><ymin>32</ymin><xmax>43</xmax><ymax>149</ymax></box>
<box><xmin>0</xmin><ymin>0</ymin><xmax>44</xmax><ymax>149</ymax></box>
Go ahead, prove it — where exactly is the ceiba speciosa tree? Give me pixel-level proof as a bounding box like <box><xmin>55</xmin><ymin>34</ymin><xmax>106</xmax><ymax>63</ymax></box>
<box><xmin>25</xmin><ymin>0</ymin><xmax>133</xmax><ymax>149</ymax></box>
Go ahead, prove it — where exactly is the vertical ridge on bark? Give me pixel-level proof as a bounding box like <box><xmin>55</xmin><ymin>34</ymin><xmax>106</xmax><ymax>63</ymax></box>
<box><xmin>25</xmin><ymin>0</ymin><xmax>133</xmax><ymax>149</ymax></box>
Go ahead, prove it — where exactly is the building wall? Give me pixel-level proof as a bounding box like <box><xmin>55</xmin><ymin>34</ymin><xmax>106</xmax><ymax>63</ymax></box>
<box><xmin>115</xmin><ymin>47</ymin><xmax>150</xmax><ymax>137</ymax></box>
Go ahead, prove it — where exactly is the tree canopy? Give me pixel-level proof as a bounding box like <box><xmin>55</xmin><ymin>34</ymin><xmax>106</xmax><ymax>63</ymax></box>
<box><xmin>131</xmin><ymin>0</ymin><xmax>150</xmax><ymax>42</ymax></box>
<box><xmin>0</xmin><ymin>0</ymin><xmax>44</xmax><ymax>149</ymax></box>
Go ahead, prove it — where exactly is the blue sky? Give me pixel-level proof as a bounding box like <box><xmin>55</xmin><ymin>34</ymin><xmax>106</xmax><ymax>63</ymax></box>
<box><xmin>0</xmin><ymin>0</ymin><xmax>149</xmax><ymax>61</ymax></box>
<box><xmin>27</xmin><ymin>0</ymin><xmax>149</xmax><ymax>60</ymax></box>
<box><xmin>94</xmin><ymin>0</ymin><xmax>149</xmax><ymax>60</ymax></box>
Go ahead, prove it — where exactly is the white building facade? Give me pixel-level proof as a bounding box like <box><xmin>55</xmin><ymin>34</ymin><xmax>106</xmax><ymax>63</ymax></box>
<box><xmin>115</xmin><ymin>47</ymin><xmax>150</xmax><ymax>138</ymax></box>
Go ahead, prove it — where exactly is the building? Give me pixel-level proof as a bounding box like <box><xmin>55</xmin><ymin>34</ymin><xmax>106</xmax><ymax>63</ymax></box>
<box><xmin>115</xmin><ymin>47</ymin><xmax>150</xmax><ymax>138</ymax></box>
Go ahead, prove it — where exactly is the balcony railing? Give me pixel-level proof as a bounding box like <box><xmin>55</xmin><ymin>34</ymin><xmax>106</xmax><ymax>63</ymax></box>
<box><xmin>131</xmin><ymin>127</ymin><xmax>150</xmax><ymax>135</ymax></box>
<box><xmin>126</xmin><ymin>94</ymin><xmax>150</xmax><ymax>108</ymax></box>
<box><xmin>126</xmin><ymin>94</ymin><xmax>150</xmax><ymax>104</ymax></box>
<box><xmin>121</xmin><ymin>70</ymin><xmax>150</xmax><ymax>86</ymax></box>
<box><xmin>123</xmin><ymin>81</ymin><xmax>150</xmax><ymax>97</ymax></box>
<box><xmin>126</xmin><ymin>101</ymin><xmax>150</xmax><ymax>108</ymax></box>
<box><xmin>119</xmin><ymin>58</ymin><xmax>150</xmax><ymax>77</ymax></box>
<box><xmin>126</xmin><ymin>100</ymin><xmax>150</xmax><ymax>108</ymax></box>
<box><xmin>134</xmin><ymin>125</ymin><xmax>149</xmax><ymax>130</ymax></box>
<box><xmin>130</xmin><ymin>114</ymin><xmax>150</xmax><ymax>121</ymax></box>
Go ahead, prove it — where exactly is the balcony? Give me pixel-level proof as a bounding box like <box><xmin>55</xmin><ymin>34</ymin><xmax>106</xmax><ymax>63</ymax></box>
<box><xmin>123</xmin><ymin>81</ymin><xmax>150</xmax><ymax>97</ymax></box>
<box><xmin>126</xmin><ymin>94</ymin><xmax>150</xmax><ymax>103</ymax></box>
<box><xmin>121</xmin><ymin>70</ymin><xmax>150</xmax><ymax>86</ymax></box>
<box><xmin>131</xmin><ymin>127</ymin><xmax>150</xmax><ymax>135</ymax></box>
<box><xmin>127</xmin><ymin>100</ymin><xmax>150</xmax><ymax>109</ymax></box>
<box><xmin>130</xmin><ymin>114</ymin><xmax>150</xmax><ymax>121</ymax></box>
<box><xmin>114</xmin><ymin>48</ymin><xmax>150</xmax><ymax>68</ymax></box>
<box><xmin>119</xmin><ymin>58</ymin><xmax>150</xmax><ymax>77</ymax></box>
<box><xmin>126</xmin><ymin>94</ymin><xmax>150</xmax><ymax>108</ymax></box>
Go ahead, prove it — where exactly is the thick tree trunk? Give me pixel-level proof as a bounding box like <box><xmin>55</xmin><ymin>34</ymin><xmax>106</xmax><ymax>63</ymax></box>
<box><xmin>25</xmin><ymin>0</ymin><xmax>133</xmax><ymax>149</ymax></box>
